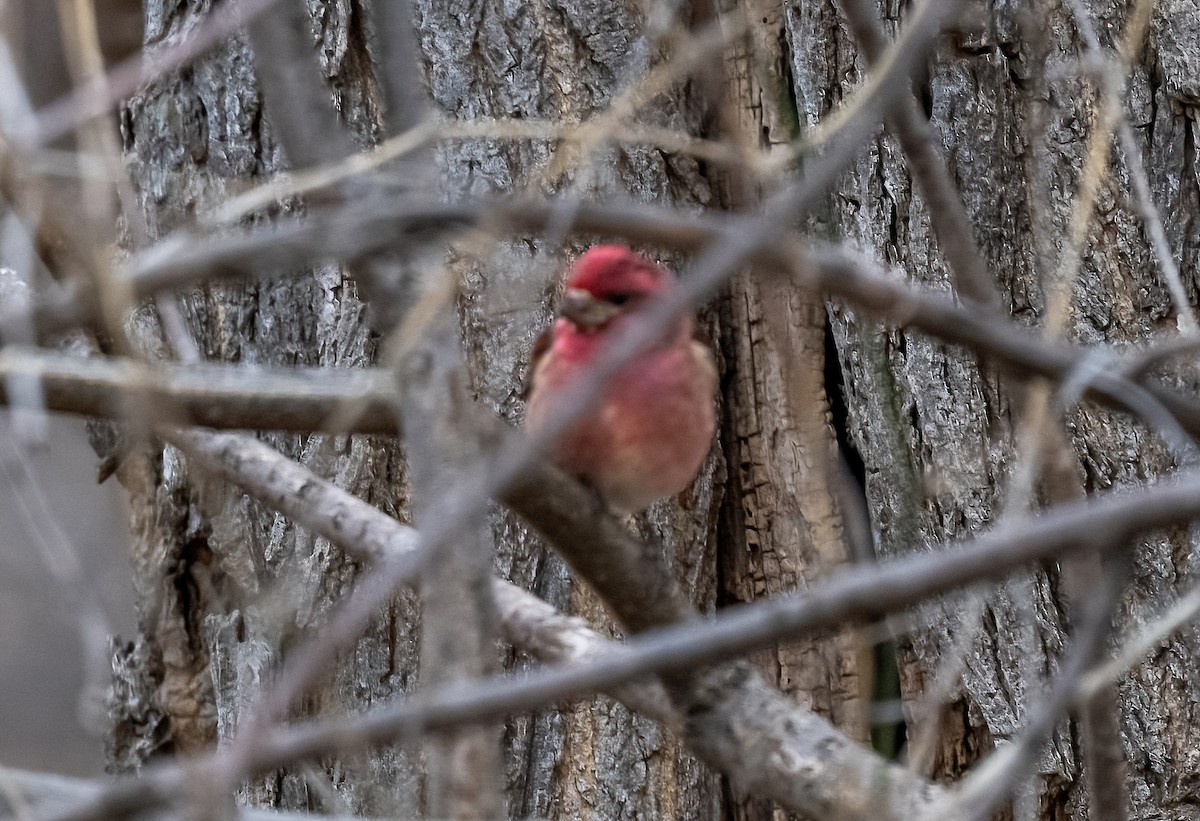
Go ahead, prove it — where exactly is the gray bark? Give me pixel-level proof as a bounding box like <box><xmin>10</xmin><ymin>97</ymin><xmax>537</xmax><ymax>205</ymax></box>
<box><xmin>112</xmin><ymin>1</ymin><xmax>422</xmax><ymax>816</ymax></box>
<box><xmin>788</xmin><ymin>0</ymin><xmax>1200</xmax><ymax>817</ymax></box>
<box><xmin>106</xmin><ymin>0</ymin><xmax>1200</xmax><ymax>818</ymax></box>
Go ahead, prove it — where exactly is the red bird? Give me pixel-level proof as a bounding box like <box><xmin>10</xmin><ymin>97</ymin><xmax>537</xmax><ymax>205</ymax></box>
<box><xmin>525</xmin><ymin>245</ymin><xmax>717</xmax><ymax>513</ymax></box>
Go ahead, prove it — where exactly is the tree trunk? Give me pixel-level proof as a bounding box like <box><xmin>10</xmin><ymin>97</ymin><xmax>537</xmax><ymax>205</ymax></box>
<box><xmin>105</xmin><ymin>0</ymin><xmax>1200</xmax><ymax>818</ymax></box>
<box><xmin>790</xmin><ymin>0</ymin><xmax>1200</xmax><ymax>817</ymax></box>
<box><xmin>111</xmin><ymin>1</ymin><xmax>423</xmax><ymax>815</ymax></box>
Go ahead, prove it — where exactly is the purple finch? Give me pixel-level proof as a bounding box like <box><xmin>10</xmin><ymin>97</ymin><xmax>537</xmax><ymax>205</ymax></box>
<box><xmin>525</xmin><ymin>245</ymin><xmax>717</xmax><ymax>513</ymax></box>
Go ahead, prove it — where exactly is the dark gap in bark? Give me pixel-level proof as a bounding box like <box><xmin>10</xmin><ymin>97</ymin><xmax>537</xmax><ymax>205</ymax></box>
<box><xmin>823</xmin><ymin>310</ymin><xmax>866</xmax><ymax>497</ymax></box>
<box><xmin>777</xmin><ymin>32</ymin><xmax>803</xmax><ymax>143</ymax></box>
<box><xmin>871</xmin><ymin>637</ymin><xmax>907</xmax><ymax>759</ymax></box>
<box><xmin>1182</xmin><ymin>118</ymin><xmax>1198</xmax><ymax>303</ymax></box>
<box><xmin>824</xmin><ymin>309</ymin><xmax>907</xmax><ymax>758</ymax></box>
<box><xmin>714</xmin><ymin>291</ymin><xmax>748</xmax><ymax>612</ymax></box>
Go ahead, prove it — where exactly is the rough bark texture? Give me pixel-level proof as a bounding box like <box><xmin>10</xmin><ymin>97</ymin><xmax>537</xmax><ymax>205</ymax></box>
<box><xmin>111</xmin><ymin>1</ymin><xmax>422</xmax><ymax>815</ymax></box>
<box><xmin>788</xmin><ymin>0</ymin><xmax>1200</xmax><ymax>817</ymax></box>
<box><xmin>714</xmin><ymin>8</ymin><xmax>868</xmax><ymax>820</ymax></box>
<box><xmin>107</xmin><ymin>0</ymin><xmax>1200</xmax><ymax>817</ymax></box>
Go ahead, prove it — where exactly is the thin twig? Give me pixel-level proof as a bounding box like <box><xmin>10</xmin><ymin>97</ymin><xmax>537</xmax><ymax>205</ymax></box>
<box><xmin>208</xmin><ymin>118</ymin><xmax>759</xmax><ymax>227</ymax></box>
<box><xmin>835</xmin><ymin>0</ymin><xmax>998</xmax><ymax>305</ymax></box>
<box><xmin>8</xmin><ymin>242</ymin><xmax>1200</xmax><ymax>453</ymax></box>
<box><xmin>931</xmin><ymin>554</ymin><xmax>1123</xmax><ymax>820</ymax></box>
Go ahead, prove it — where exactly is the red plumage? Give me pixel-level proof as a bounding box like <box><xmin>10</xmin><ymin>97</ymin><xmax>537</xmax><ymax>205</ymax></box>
<box><xmin>525</xmin><ymin>245</ymin><xmax>717</xmax><ymax>513</ymax></box>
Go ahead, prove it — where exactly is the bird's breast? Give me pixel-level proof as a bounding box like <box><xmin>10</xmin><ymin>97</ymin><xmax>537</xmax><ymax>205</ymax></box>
<box><xmin>527</xmin><ymin>336</ymin><xmax>716</xmax><ymax>512</ymax></box>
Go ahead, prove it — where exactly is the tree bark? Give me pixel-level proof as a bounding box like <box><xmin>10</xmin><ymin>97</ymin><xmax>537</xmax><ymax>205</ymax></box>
<box><xmin>791</xmin><ymin>0</ymin><xmax>1200</xmax><ymax>817</ymax></box>
<box><xmin>111</xmin><ymin>1</ymin><xmax>423</xmax><ymax>815</ymax></box>
<box><xmin>104</xmin><ymin>0</ymin><xmax>1200</xmax><ymax>818</ymax></box>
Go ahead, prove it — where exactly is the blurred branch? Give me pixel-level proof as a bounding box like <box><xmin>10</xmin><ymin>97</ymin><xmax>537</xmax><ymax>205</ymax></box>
<box><xmin>396</xmin><ymin>308</ymin><xmax>504</xmax><ymax>817</ymax></box>
<box><xmin>370</xmin><ymin>0</ymin><xmax>429</xmax><ymax>136</ymax></box>
<box><xmin>0</xmin><ymin>766</ymin><xmax>363</xmax><ymax>821</ymax></box>
<box><xmin>52</xmin><ymin>421</ymin><xmax>943</xmax><ymax>821</ymax></box>
<box><xmin>934</xmin><ymin>554</ymin><xmax>1124</xmax><ymax>819</ymax></box>
<box><xmin>1063</xmin><ymin>0</ymin><xmax>1195</xmax><ymax>336</ymax></box>
<box><xmin>7</xmin><ymin>235</ymin><xmax>1200</xmax><ymax>454</ymax></box>
<box><xmin>18</xmin><ymin>0</ymin><xmax>943</xmax><ymax>338</ymax></box>
<box><xmin>106</xmin><ymin>205</ymin><xmax>1200</xmax><ymax>454</ymax></box>
<box><xmin>209</xmin><ymin>118</ymin><xmax>754</xmax><ymax>226</ymax></box>
<box><xmin>245</xmin><ymin>0</ymin><xmax>356</xmax><ymax>169</ymax></box>
<box><xmin>0</xmin><ymin>347</ymin><xmax>401</xmax><ymax>434</ymax></box>
<box><xmin>801</xmin><ymin>244</ymin><xmax>1200</xmax><ymax>444</ymax></box>
<box><xmin>1043</xmin><ymin>0</ymin><xmax>1155</xmax><ymax>336</ymax></box>
<box><xmin>163</xmin><ymin>427</ymin><xmax>672</xmax><ymax>717</ymax></box>
<box><xmin>264</xmin><ymin>464</ymin><xmax>1200</xmax><ymax>804</ymax></box>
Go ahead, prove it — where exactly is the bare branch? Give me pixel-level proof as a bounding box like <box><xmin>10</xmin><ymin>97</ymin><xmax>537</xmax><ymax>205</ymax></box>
<box><xmin>0</xmin><ymin>347</ymin><xmax>401</xmax><ymax>434</ymax></box>
<box><xmin>0</xmin><ymin>766</ymin><xmax>363</xmax><ymax>821</ymax></box>
<box><xmin>397</xmin><ymin>308</ymin><xmax>504</xmax><ymax>817</ymax></box>
<box><xmin>244</xmin><ymin>2</ymin><xmax>356</xmax><ymax>169</ymax></box>
<box><xmin>9</xmin><ymin>229</ymin><xmax>1200</xmax><ymax>468</ymax></box>
<box><xmin>935</xmin><ymin>556</ymin><xmax>1123</xmax><ymax>819</ymax></box>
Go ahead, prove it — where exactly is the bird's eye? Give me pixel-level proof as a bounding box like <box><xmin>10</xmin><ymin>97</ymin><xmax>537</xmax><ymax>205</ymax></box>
<box><xmin>605</xmin><ymin>293</ymin><xmax>630</xmax><ymax>305</ymax></box>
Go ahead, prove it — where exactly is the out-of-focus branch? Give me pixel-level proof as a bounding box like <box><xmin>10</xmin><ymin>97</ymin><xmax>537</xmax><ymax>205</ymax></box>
<box><xmin>397</xmin><ymin>309</ymin><xmax>504</xmax><ymax>817</ymax></box>
<box><xmin>208</xmin><ymin>118</ymin><xmax>751</xmax><ymax>226</ymax></box>
<box><xmin>932</xmin><ymin>555</ymin><xmax>1124</xmax><ymax>820</ymax></box>
<box><xmin>20</xmin><ymin>0</ymin><xmax>946</xmax><ymax>338</ymax></box>
<box><xmin>163</xmin><ymin>427</ymin><xmax>671</xmax><ymax>717</ymax></box>
<box><xmin>244</xmin><ymin>0</ymin><xmax>356</xmax><ymax>169</ymax></box>
<box><xmin>52</xmin><ymin>197</ymin><xmax>1189</xmax><ymax>442</ymax></box>
<box><xmin>0</xmin><ymin>132</ymin><xmax>97</xmax><ymax>287</ymax></box>
<box><xmin>163</xmin><ymin>425</ymin><xmax>927</xmax><ymax>818</ymax></box>
<box><xmin>1044</xmin><ymin>0</ymin><xmax>1155</xmax><ymax>336</ymax></box>
<box><xmin>0</xmin><ymin>767</ymin><xmax>362</xmax><ymax>821</ymax></box>
<box><xmin>7</xmin><ymin>235</ymin><xmax>1200</xmax><ymax>452</ymax></box>
<box><xmin>50</xmin><ymin>422</ymin><xmax>942</xmax><ymax>821</ymax></box>
<box><xmin>801</xmin><ymin>243</ymin><xmax>1200</xmax><ymax>442</ymax></box>
<box><xmin>0</xmin><ymin>347</ymin><xmax>401</xmax><ymax>434</ymax></box>
<box><xmin>1065</xmin><ymin>0</ymin><xmax>1194</xmax><ymax>337</ymax></box>
<box><xmin>370</xmin><ymin>0</ymin><xmax>429</xmax><ymax>137</ymax></box>
<box><xmin>225</xmin><ymin>464</ymin><xmax>1200</xmax><ymax>800</ymax></box>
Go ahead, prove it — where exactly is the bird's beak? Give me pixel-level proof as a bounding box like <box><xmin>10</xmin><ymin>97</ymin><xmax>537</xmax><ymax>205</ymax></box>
<box><xmin>557</xmin><ymin>288</ymin><xmax>621</xmax><ymax>329</ymax></box>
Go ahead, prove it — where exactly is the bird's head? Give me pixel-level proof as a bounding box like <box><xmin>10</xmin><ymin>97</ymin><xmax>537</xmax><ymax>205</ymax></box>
<box><xmin>557</xmin><ymin>245</ymin><xmax>671</xmax><ymax>332</ymax></box>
